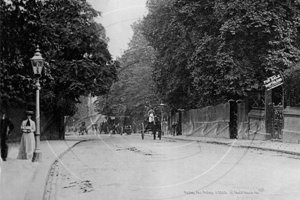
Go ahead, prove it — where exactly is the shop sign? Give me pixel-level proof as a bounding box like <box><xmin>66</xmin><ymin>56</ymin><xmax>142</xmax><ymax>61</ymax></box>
<box><xmin>264</xmin><ymin>74</ymin><xmax>283</xmax><ymax>90</ymax></box>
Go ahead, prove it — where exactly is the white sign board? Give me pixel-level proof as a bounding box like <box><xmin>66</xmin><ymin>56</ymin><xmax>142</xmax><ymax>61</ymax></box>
<box><xmin>264</xmin><ymin>74</ymin><xmax>283</xmax><ymax>91</ymax></box>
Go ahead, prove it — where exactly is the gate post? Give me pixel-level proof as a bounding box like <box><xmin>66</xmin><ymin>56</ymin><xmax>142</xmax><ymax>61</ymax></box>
<box><xmin>236</xmin><ymin>100</ymin><xmax>248</xmax><ymax>139</ymax></box>
<box><xmin>177</xmin><ymin>109</ymin><xmax>183</xmax><ymax>135</ymax></box>
<box><xmin>229</xmin><ymin>100</ymin><xmax>237</xmax><ymax>139</ymax></box>
<box><xmin>265</xmin><ymin>89</ymin><xmax>273</xmax><ymax>140</ymax></box>
<box><xmin>282</xmin><ymin>106</ymin><xmax>300</xmax><ymax>143</ymax></box>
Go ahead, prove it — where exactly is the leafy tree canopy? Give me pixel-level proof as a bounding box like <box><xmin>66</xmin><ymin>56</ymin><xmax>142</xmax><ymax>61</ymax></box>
<box><xmin>142</xmin><ymin>0</ymin><xmax>196</xmax><ymax>110</ymax></box>
<box><xmin>140</xmin><ymin>0</ymin><xmax>300</xmax><ymax>108</ymax></box>
<box><xmin>1</xmin><ymin>0</ymin><xmax>118</xmax><ymax>115</ymax></box>
<box><xmin>95</xmin><ymin>20</ymin><xmax>163</xmax><ymax>121</ymax></box>
<box><xmin>1</xmin><ymin>0</ymin><xmax>118</xmax><ymax>138</ymax></box>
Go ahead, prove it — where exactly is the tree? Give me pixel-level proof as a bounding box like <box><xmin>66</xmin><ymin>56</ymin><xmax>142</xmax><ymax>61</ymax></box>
<box><xmin>211</xmin><ymin>0</ymin><xmax>300</xmax><ymax>97</ymax></box>
<box><xmin>0</xmin><ymin>0</ymin><xmax>118</xmax><ymax>139</ymax></box>
<box><xmin>142</xmin><ymin>0</ymin><xmax>196</xmax><ymax>110</ymax></box>
<box><xmin>0</xmin><ymin>0</ymin><xmax>44</xmax><ymax>108</ymax></box>
<box><xmin>284</xmin><ymin>62</ymin><xmax>300</xmax><ymax>106</ymax></box>
<box><xmin>141</xmin><ymin>0</ymin><xmax>300</xmax><ymax>108</ymax></box>
<box><xmin>95</xmin><ymin>20</ymin><xmax>160</xmax><ymax>124</ymax></box>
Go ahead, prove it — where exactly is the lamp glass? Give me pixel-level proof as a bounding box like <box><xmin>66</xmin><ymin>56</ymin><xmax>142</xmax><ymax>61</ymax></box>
<box><xmin>31</xmin><ymin>51</ymin><xmax>44</xmax><ymax>75</ymax></box>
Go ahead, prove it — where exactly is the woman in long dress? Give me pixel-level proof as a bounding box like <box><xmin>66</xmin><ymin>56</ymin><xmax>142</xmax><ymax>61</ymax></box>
<box><xmin>17</xmin><ymin>111</ymin><xmax>36</xmax><ymax>160</ymax></box>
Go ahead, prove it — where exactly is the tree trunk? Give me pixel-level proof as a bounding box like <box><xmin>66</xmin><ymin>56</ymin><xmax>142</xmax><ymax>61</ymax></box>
<box><xmin>58</xmin><ymin>114</ymin><xmax>65</xmax><ymax>140</ymax></box>
<box><xmin>51</xmin><ymin>107</ymin><xmax>65</xmax><ymax>140</ymax></box>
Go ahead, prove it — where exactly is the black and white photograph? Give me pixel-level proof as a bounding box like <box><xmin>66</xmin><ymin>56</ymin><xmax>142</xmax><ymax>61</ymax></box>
<box><xmin>1</xmin><ymin>0</ymin><xmax>300</xmax><ymax>200</ymax></box>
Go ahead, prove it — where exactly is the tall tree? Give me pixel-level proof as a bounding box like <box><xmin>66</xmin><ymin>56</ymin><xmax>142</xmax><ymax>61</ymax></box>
<box><xmin>0</xmin><ymin>0</ymin><xmax>44</xmax><ymax>107</ymax></box>
<box><xmin>212</xmin><ymin>0</ymin><xmax>300</xmax><ymax>96</ymax></box>
<box><xmin>142</xmin><ymin>0</ymin><xmax>195</xmax><ymax>110</ymax></box>
<box><xmin>95</xmin><ymin>20</ymin><xmax>159</xmax><ymax>123</ymax></box>
<box><xmin>0</xmin><ymin>0</ymin><xmax>118</xmax><ymax>139</ymax></box>
<box><xmin>141</xmin><ymin>0</ymin><xmax>300</xmax><ymax>108</ymax></box>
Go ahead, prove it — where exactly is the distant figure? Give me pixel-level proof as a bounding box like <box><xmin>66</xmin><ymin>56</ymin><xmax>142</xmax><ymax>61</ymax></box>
<box><xmin>1</xmin><ymin>112</ymin><xmax>14</xmax><ymax>161</ymax></box>
<box><xmin>18</xmin><ymin>111</ymin><xmax>35</xmax><ymax>160</ymax></box>
<box><xmin>79</xmin><ymin>122</ymin><xmax>87</xmax><ymax>135</ymax></box>
<box><xmin>115</xmin><ymin>124</ymin><xmax>121</xmax><ymax>134</ymax></box>
<box><xmin>148</xmin><ymin>110</ymin><xmax>155</xmax><ymax>123</ymax></box>
<box><xmin>153</xmin><ymin>115</ymin><xmax>161</xmax><ymax>140</ymax></box>
<box><xmin>172</xmin><ymin>122</ymin><xmax>177</xmax><ymax>136</ymax></box>
<box><xmin>110</xmin><ymin>124</ymin><xmax>116</xmax><ymax>134</ymax></box>
<box><xmin>144</xmin><ymin>109</ymin><xmax>155</xmax><ymax>133</ymax></box>
<box><xmin>100</xmin><ymin>122</ymin><xmax>108</xmax><ymax>134</ymax></box>
<box><xmin>176</xmin><ymin>121</ymin><xmax>181</xmax><ymax>135</ymax></box>
<box><xmin>92</xmin><ymin>124</ymin><xmax>98</xmax><ymax>135</ymax></box>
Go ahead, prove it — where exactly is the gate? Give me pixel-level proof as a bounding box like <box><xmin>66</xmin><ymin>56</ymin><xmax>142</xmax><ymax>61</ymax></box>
<box><xmin>271</xmin><ymin>104</ymin><xmax>284</xmax><ymax>139</ymax></box>
<box><xmin>269</xmin><ymin>84</ymin><xmax>284</xmax><ymax>140</ymax></box>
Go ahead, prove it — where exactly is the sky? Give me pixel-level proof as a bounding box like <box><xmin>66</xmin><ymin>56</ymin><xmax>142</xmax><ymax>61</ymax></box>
<box><xmin>87</xmin><ymin>0</ymin><xmax>148</xmax><ymax>58</ymax></box>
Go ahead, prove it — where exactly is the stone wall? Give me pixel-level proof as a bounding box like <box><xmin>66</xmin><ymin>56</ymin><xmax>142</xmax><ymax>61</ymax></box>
<box><xmin>282</xmin><ymin>106</ymin><xmax>300</xmax><ymax>144</ymax></box>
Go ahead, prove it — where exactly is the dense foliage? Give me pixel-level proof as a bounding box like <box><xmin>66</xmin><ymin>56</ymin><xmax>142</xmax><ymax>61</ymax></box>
<box><xmin>95</xmin><ymin>21</ymin><xmax>161</xmax><ymax>122</ymax></box>
<box><xmin>141</xmin><ymin>0</ymin><xmax>300</xmax><ymax>109</ymax></box>
<box><xmin>284</xmin><ymin>63</ymin><xmax>300</xmax><ymax>106</ymax></box>
<box><xmin>0</xmin><ymin>0</ymin><xmax>118</xmax><ymax>138</ymax></box>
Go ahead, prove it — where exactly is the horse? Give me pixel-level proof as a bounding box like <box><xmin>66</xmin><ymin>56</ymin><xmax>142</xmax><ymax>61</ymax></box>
<box><xmin>142</xmin><ymin>109</ymin><xmax>161</xmax><ymax>140</ymax></box>
<box><xmin>143</xmin><ymin>116</ymin><xmax>161</xmax><ymax>140</ymax></box>
<box><xmin>144</xmin><ymin>120</ymin><xmax>154</xmax><ymax>133</ymax></box>
<box><xmin>152</xmin><ymin>116</ymin><xmax>161</xmax><ymax>140</ymax></box>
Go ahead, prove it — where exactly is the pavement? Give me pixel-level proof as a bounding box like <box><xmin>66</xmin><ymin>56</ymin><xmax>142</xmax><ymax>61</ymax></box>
<box><xmin>163</xmin><ymin>134</ymin><xmax>300</xmax><ymax>156</ymax></box>
<box><xmin>1</xmin><ymin>132</ymin><xmax>300</xmax><ymax>200</ymax></box>
<box><xmin>0</xmin><ymin>133</ymin><xmax>91</xmax><ymax>200</ymax></box>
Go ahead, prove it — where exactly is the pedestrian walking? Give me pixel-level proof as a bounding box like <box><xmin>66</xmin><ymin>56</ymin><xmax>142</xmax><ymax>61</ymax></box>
<box><xmin>153</xmin><ymin>115</ymin><xmax>161</xmax><ymax>140</ymax></box>
<box><xmin>17</xmin><ymin>111</ymin><xmax>35</xmax><ymax>160</ymax></box>
<box><xmin>1</xmin><ymin>112</ymin><xmax>14</xmax><ymax>161</ymax></box>
<box><xmin>172</xmin><ymin>122</ymin><xmax>177</xmax><ymax>136</ymax></box>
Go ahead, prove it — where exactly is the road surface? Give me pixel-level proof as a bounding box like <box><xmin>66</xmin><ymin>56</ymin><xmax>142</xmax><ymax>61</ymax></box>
<box><xmin>44</xmin><ymin>134</ymin><xmax>300</xmax><ymax>200</ymax></box>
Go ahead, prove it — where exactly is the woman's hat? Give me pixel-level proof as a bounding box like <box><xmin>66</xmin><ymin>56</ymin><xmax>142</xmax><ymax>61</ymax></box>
<box><xmin>25</xmin><ymin>110</ymin><xmax>34</xmax><ymax>115</ymax></box>
<box><xmin>148</xmin><ymin>109</ymin><xmax>155</xmax><ymax>115</ymax></box>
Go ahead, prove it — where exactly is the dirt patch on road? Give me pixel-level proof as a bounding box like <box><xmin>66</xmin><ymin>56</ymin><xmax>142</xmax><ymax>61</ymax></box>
<box><xmin>116</xmin><ymin>146</ymin><xmax>158</xmax><ymax>156</ymax></box>
<box><xmin>63</xmin><ymin>180</ymin><xmax>94</xmax><ymax>193</ymax></box>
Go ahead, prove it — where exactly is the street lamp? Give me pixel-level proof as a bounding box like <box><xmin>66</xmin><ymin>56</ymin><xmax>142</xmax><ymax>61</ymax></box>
<box><xmin>31</xmin><ymin>45</ymin><xmax>44</xmax><ymax>162</ymax></box>
<box><xmin>160</xmin><ymin>103</ymin><xmax>166</xmax><ymax>135</ymax></box>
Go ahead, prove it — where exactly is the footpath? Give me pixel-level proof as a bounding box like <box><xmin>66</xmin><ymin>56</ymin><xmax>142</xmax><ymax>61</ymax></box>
<box><xmin>163</xmin><ymin>134</ymin><xmax>300</xmax><ymax>156</ymax></box>
<box><xmin>0</xmin><ymin>133</ymin><xmax>91</xmax><ymax>200</ymax></box>
<box><xmin>1</xmin><ymin>132</ymin><xmax>300</xmax><ymax>200</ymax></box>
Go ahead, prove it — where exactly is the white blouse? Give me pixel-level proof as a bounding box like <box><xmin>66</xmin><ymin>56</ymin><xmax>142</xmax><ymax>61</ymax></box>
<box><xmin>21</xmin><ymin>119</ymin><xmax>36</xmax><ymax>134</ymax></box>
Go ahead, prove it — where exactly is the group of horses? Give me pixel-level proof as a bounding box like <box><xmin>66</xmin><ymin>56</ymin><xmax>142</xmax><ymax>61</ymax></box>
<box><xmin>77</xmin><ymin>121</ymin><xmax>116</xmax><ymax>135</ymax></box>
<box><xmin>99</xmin><ymin>122</ymin><xmax>123</xmax><ymax>134</ymax></box>
<box><xmin>76</xmin><ymin>120</ymin><xmax>126</xmax><ymax>135</ymax></box>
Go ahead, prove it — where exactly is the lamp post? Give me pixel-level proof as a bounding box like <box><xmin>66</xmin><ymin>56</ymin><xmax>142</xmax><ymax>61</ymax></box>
<box><xmin>160</xmin><ymin>103</ymin><xmax>165</xmax><ymax>135</ymax></box>
<box><xmin>31</xmin><ymin>45</ymin><xmax>44</xmax><ymax>162</ymax></box>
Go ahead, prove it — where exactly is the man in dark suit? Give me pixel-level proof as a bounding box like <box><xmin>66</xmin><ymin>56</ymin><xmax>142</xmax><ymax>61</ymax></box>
<box><xmin>1</xmin><ymin>112</ymin><xmax>14</xmax><ymax>161</ymax></box>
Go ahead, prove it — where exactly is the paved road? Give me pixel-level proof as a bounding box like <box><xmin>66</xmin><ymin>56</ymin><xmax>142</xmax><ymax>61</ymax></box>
<box><xmin>44</xmin><ymin>134</ymin><xmax>300</xmax><ymax>200</ymax></box>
